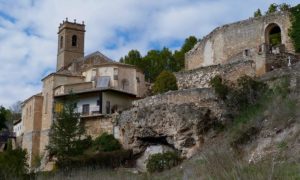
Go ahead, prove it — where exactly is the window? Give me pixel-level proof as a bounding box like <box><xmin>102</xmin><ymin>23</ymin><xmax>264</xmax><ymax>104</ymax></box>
<box><xmin>55</xmin><ymin>102</ymin><xmax>63</xmax><ymax>113</ymax></box>
<box><xmin>244</xmin><ymin>49</ymin><xmax>249</xmax><ymax>57</ymax></box>
<box><xmin>97</xmin><ymin>100</ymin><xmax>100</xmax><ymax>106</ymax></box>
<box><xmin>72</xmin><ymin>35</ymin><xmax>77</xmax><ymax>47</ymax></box>
<box><xmin>106</xmin><ymin>101</ymin><xmax>110</xmax><ymax>114</ymax></box>
<box><xmin>60</xmin><ymin>36</ymin><xmax>63</xmax><ymax>49</ymax></box>
<box><xmin>82</xmin><ymin>104</ymin><xmax>90</xmax><ymax>115</ymax></box>
<box><xmin>92</xmin><ymin>68</ymin><xmax>97</xmax><ymax>81</ymax></box>
<box><xmin>113</xmin><ymin>68</ymin><xmax>118</xmax><ymax>80</ymax></box>
<box><xmin>96</xmin><ymin>76</ymin><xmax>110</xmax><ymax>88</ymax></box>
<box><xmin>45</xmin><ymin>93</ymin><xmax>48</xmax><ymax>114</ymax></box>
<box><xmin>121</xmin><ymin>79</ymin><xmax>129</xmax><ymax>91</ymax></box>
<box><xmin>136</xmin><ymin>77</ymin><xmax>140</xmax><ymax>83</ymax></box>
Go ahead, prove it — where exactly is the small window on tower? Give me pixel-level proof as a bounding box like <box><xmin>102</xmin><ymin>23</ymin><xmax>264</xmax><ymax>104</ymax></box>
<box><xmin>60</xmin><ymin>36</ymin><xmax>63</xmax><ymax>49</ymax></box>
<box><xmin>113</xmin><ymin>68</ymin><xmax>118</xmax><ymax>80</ymax></box>
<box><xmin>72</xmin><ymin>35</ymin><xmax>77</xmax><ymax>47</ymax></box>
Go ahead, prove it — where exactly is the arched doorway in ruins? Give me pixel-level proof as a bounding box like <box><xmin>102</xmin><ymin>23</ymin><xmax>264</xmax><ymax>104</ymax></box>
<box><xmin>265</xmin><ymin>23</ymin><xmax>282</xmax><ymax>47</ymax></box>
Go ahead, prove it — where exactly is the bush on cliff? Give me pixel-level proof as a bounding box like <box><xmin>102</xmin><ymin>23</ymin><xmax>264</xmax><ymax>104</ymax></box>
<box><xmin>146</xmin><ymin>152</ymin><xmax>181</xmax><ymax>173</ymax></box>
<box><xmin>152</xmin><ymin>71</ymin><xmax>178</xmax><ymax>94</ymax></box>
<box><xmin>210</xmin><ymin>75</ymin><xmax>267</xmax><ymax>113</ymax></box>
<box><xmin>210</xmin><ymin>75</ymin><xmax>229</xmax><ymax>100</ymax></box>
<box><xmin>93</xmin><ymin>132</ymin><xmax>121</xmax><ymax>152</ymax></box>
<box><xmin>0</xmin><ymin>148</ymin><xmax>28</xmax><ymax>179</ymax></box>
<box><xmin>289</xmin><ymin>4</ymin><xmax>300</xmax><ymax>53</ymax></box>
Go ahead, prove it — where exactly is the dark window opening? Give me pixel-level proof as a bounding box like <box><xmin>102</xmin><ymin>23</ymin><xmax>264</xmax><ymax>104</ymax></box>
<box><xmin>60</xmin><ymin>36</ymin><xmax>63</xmax><ymax>49</ymax></box>
<box><xmin>82</xmin><ymin>104</ymin><xmax>90</xmax><ymax>115</ymax></box>
<box><xmin>121</xmin><ymin>79</ymin><xmax>129</xmax><ymax>91</ymax></box>
<box><xmin>244</xmin><ymin>49</ymin><xmax>249</xmax><ymax>56</ymax></box>
<box><xmin>113</xmin><ymin>68</ymin><xmax>118</xmax><ymax>80</ymax></box>
<box><xmin>72</xmin><ymin>35</ymin><xmax>77</xmax><ymax>47</ymax></box>
<box><xmin>106</xmin><ymin>101</ymin><xmax>110</xmax><ymax>114</ymax></box>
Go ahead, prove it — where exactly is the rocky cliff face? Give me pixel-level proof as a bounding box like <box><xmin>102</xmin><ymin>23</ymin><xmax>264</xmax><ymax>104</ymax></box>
<box><xmin>117</xmin><ymin>88</ymin><xmax>227</xmax><ymax>157</ymax></box>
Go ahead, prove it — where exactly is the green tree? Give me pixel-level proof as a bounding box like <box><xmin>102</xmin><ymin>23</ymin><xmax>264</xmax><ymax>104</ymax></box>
<box><xmin>0</xmin><ymin>148</ymin><xmax>28</xmax><ymax>179</ymax></box>
<box><xmin>254</xmin><ymin>9</ymin><xmax>262</xmax><ymax>17</ymax></box>
<box><xmin>289</xmin><ymin>4</ymin><xmax>300</xmax><ymax>53</ymax></box>
<box><xmin>279</xmin><ymin>3</ymin><xmax>291</xmax><ymax>11</ymax></box>
<box><xmin>153</xmin><ymin>71</ymin><xmax>178</xmax><ymax>94</ymax></box>
<box><xmin>172</xmin><ymin>50</ymin><xmax>184</xmax><ymax>72</ymax></box>
<box><xmin>181</xmin><ymin>36</ymin><xmax>197</xmax><ymax>53</ymax></box>
<box><xmin>120</xmin><ymin>35</ymin><xmax>198</xmax><ymax>81</ymax></box>
<box><xmin>143</xmin><ymin>50</ymin><xmax>163</xmax><ymax>82</ymax></box>
<box><xmin>266</xmin><ymin>3</ymin><xmax>278</xmax><ymax>14</ymax></box>
<box><xmin>123</xmin><ymin>50</ymin><xmax>143</xmax><ymax>67</ymax></box>
<box><xmin>172</xmin><ymin>36</ymin><xmax>197</xmax><ymax>71</ymax></box>
<box><xmin>0</xmin><ymin>106</ymin><xmax>10</xmax><ymax>130</ymax></box>
<box><xmin>47</xmin><ymin>95</ymin><xmax>87</xmax><ymax>160</ymax></box>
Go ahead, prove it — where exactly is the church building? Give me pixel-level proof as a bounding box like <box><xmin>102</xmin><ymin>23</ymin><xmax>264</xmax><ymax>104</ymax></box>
<box><xmin>18</xmin><ymin>19</ymin><xmax>147</xmax><ymax>167</ymax></box>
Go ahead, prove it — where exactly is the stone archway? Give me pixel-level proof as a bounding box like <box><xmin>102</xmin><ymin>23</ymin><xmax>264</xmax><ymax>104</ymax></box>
<box><xmin>265</xmin><ymin>23</ymin><xmax>282</xmax><ymax>46</ymax></box>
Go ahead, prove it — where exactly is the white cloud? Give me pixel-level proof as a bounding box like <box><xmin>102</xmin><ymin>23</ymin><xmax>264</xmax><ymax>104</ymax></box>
<box><xmin>0</xmin><ymin>0</ymin><xmax>298</xmax><ymax>107</ymax></box>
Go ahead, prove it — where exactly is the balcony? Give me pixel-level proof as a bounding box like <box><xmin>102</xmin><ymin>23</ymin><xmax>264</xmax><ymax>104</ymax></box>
<box><xmin>77</xmin><ymin>105</ymin><xmax>101</xmax><ymax>117</ymax></box>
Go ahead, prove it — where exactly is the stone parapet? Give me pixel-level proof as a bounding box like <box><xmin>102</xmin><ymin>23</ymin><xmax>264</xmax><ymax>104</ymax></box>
<box><xmin>132</xmin><ymin>88</ymin><xmax>216</xmax><ymax>108</ymax></box>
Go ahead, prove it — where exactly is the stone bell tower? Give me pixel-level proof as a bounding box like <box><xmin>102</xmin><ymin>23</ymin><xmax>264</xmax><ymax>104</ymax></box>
<box><xmin>57</xmin><ymin>18</ymin><xmax>85</xmax><ymax>71</ymax></box>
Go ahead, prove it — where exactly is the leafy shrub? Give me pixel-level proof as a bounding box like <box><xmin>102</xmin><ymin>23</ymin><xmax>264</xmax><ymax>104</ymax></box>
<box><xmin>231</xmin><ymin>75</ymin><xmax>267</xmax><ymax>110</ymax></box>
<box><xmin>210</xmin><ymin>75</ymin><xmax>229</xmax><ymax>100</ymax></box>
<box><xmin>93</xmin><ymin>133</ymin><xmax>121</xmax><ymax>152</ymax></box>
<box><xmin>32</xmin><ymin>154</ymin><xmax>42</xmax><ymax>169</ymax></box>
<box><xmin>289</xmin><ymin>4</ymin><xmax>300</xmax><ymax>53</ymax></box>
<box><xmin>146</xmin><ymin>152</ymin><xmax>181</xmax><ymax>173</ymax></box>
<box><xmin>210</xmin><ymin>75</ymin><xmax>270</xmax><ymax>147</ymax></box>
<box><xmin>152</xmin><ymin>71</ymin><xmax>178</xmax><ymax>94</ymax></box>
<box><xmin>0</xmin><ymin>148</ymin><xmax>28</xmax><ymax>179</ymax></box>
<box><xmin>73</xmin><ymin>136</ymin><xmax>93</xmax><ymax>155</ymax></box>
<box><xmin>211</xmin><ymin>75</ymin><xmax>268</xmax><ymax>113</ymax></box>
<box><xmin>56</xmin><ymin>149</ymin><xmax>132</xmax><ymax>169</ymax></box>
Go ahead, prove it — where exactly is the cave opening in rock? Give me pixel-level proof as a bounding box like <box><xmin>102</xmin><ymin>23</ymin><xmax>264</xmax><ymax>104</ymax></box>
<box><xmin>138</xmin><ymin>136</ymin><xmax>174</xmax><ymax>147</ymax></box>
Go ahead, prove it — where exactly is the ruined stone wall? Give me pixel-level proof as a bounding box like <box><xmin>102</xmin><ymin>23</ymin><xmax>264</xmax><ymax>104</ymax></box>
<box><xmin>118</xmin><ymin>88</ymin><xmax>226</xmax><ymax>157</ymax></box>
<box><xmin>259</xmin><ymin>61</ymin><xmax>300</xmax><ymax>89</ymax></box>
<box><xmin>176</xmin><ymin>60</ymin><xmax>256</xmax><ymax>90</ymax></box>
<box><xmin>186</xmin><ymin>11</ymin><xmax>293</xmax><ymax>70</ymax></box>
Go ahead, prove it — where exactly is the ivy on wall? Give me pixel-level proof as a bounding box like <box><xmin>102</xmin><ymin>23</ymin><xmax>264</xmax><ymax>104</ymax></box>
<box><xmin>289</xmin><ymin>4</ymin><xmax>300</xmax><ymax>53</ymax></box>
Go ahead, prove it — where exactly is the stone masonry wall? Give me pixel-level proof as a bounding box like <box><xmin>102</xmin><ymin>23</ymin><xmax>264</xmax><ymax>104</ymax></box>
<box><xmin>175</xmin><ymin>60</ymin><xmax>256</xmax><ymax>90</ymax></box>
<box><xmin>132</xmin><ymin>88</ymin><xmax>223</xmax><ymax>116</ymax></box>
<box><xmin>83</xmin><ymin>115</ymin><xmax>114</xmax><ymax>139</ymax></box>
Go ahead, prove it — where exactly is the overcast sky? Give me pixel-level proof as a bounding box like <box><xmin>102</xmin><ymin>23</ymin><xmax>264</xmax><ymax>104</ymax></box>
<box><xmin>0</xmin><ymin>0</ymin><xmax>298</xmax><ymax>108</ymax></box>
